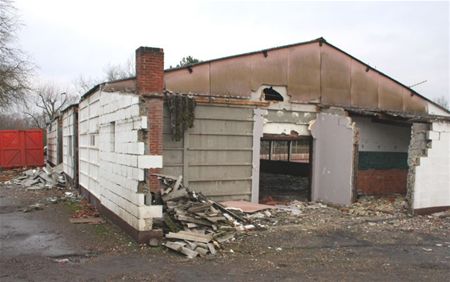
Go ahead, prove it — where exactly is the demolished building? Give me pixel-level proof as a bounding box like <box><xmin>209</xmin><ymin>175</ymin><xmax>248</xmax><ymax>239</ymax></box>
<box><xmin>54</xmin><ymin>38</ymin><xmax>450</xmax><ymax>242</ymax></box>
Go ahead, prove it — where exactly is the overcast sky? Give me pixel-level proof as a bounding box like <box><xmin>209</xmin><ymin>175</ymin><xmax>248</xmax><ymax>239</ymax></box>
<box><xmin>14</xmin><ymin>0</ymin><xmax>450</xmax><ymax>100</ymax></box>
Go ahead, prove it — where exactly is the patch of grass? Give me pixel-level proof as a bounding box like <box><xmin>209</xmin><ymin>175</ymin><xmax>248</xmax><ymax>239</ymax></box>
<box><xmin>94</xmin><ymin>224</ymin><xmax>111</xmax><ymax>237</ymax></box>
<box><xmin>65</xmin><ymin>200</ymin><xmax>82</xmax><ymax>213</ymax></box>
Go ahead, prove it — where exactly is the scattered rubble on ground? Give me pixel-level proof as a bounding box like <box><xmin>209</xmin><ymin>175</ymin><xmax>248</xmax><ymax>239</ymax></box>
<box><xmin>156</xmin><ymin>174</ymin><xmax>266</xmax><ymax>258</ymax></box>
<box><xmin>0</xmin><ymin>164</ymin><xmax>82</xmax><ymax>213</ymax></box>
<box><xmin>341</xmin><ymin>196</ymin><xmax>408</xmax><ymax>217</ymax></box>
<box><xmin>2</xmin><ymin>164</ymin><xmax>67</xmax><ymax>190</ymax></box>
<box><xmin>155</xmin><ymin>174</ymin><xmax>449</xmax><ymax>258</ymax></box>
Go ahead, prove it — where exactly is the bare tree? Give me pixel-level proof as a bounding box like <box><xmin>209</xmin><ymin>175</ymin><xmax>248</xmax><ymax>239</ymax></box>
<box><xmin>74</xmin><ymin>56</ymin><xmax>135</xmax><ymax>95</ymax></box>
<box><xmin>103</xmin><ymin>56</ymin><xmax>135</xmax><ymax>81</ymax></box>
<box><xmin>0</xmin><ymin>112</ymin><xmax>34</xmax><ymax>129</ymax></box>
<box><xmin>24</xmin><ymin>84</ymin><xmax>78</xmax><ymax>128</ymax></box>
<box><xmin>73</xmin><ymin>74</ymin><xmax>100</xmax><ymax>96</ymax></box>
<box><xmin>0</xmin><ymin>0</ymin><xmax>32</xmax><ymax>109</ymax></box>
<box><xmin>433</xmin><ymin>95</ymin><xmax>449</xmax><ymax>110</ymax></box>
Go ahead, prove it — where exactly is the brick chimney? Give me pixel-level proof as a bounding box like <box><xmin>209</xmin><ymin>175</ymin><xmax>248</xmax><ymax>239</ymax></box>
<box><xmin>135</xmin><ymin>47</ymin><xmax>164</xmax><ymax>193</ymax></box>
<box><xmin>136</xmin><ymin>47</ymin><xmax>164</xmax><ymax>94</ymax></box>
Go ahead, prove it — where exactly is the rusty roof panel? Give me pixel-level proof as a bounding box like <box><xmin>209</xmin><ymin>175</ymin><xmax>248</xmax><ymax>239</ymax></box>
<box><xmin>249</xmin><ymin>48</ymin><xmax>288</xmax><ymax>91</ymax></box>
<box><xmin>350</xmin><ymin>60</ymin><xmax>378</xmax><ymax>108</ymax></box>
<box><xmin>288</xmin><ymin>43</ymin><xmax>321</xmax><ymax>102</ymax></box>
<box><xmin>403</xmin><ymin>90</ymin><xmax>427</xmax><ymax>113</ymax></box>
<box><xmin>321</xmin><ymin>44</ymin><xmax>352</xmax><ymax>106</ymax></box>
<box><xmin>165</xmin><ymin>63</ymin><xmax>210</xmax><ymax>94</ymax></box>
<box><xmin>378</xmin><ymin>78</ymin><xmax>404</xmax><ymax>111</ymax></box>
<box><xmin>162</xmin><ymin>39</ymin><xmax>443</xmax><ymax>115</ymax></box>
<box><xmin>210</xmin><ymin>56</ymin><xmax>253</xmax><ymax>96</ymax></box>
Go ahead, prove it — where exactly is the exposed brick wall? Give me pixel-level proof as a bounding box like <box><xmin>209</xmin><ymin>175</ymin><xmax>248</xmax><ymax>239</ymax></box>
<box><xmin>136</xmin><ymin>46</ymin><xmax>164</xmax><ymax>192</ymax></box>
<box><xmin>136</xmin><ymin>47</ymin><xmax>164</xmax><ymax>95</ymax></box>
<box><xmin>356</xmin><ymin>169</ymin><xmax>407</xmax><ymax>195</ymax></box>
<box><xmin>146</xmin><ymin>98</ymin><xmax>163</xmax><ymax>192</ymax></box>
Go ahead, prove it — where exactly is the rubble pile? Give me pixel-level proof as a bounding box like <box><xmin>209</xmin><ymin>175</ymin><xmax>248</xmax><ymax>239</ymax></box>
<box><xmin>156</xmin><ymin>174</ymin><xmax>256</xmax><ymax>258</ymax></box>
<box><xmin>3</xmin><ymin>164</ymin><xmax>66</xmax><ymax>190</ymax></box>
<box><xmin>342</xmin><ymin>196</ymin><xmax>408</xmax><ymax>217</ymax></box>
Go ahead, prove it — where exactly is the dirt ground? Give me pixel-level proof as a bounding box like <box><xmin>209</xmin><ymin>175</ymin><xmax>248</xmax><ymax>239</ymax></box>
<box><xmin>0</xmin><ymin>169</ymin><xmax>449</xmax><ymax>281</ymax></box>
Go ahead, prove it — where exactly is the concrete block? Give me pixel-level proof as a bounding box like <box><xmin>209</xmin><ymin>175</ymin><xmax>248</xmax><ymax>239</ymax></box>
<box><xmin>139</xmin><ymin>205</ymin><xmax>163</xmax><ymax>219</ymax></box>
<box><xmin>128</xmin><ymin>155</ymin><xmax>138</xmax><ymax>167</ymax></box>
<box><xmin>138</xmin><ymin>169</ymin><xmax>145</xmax><ymax>181</ymax></box>
<box><xmin>432</xmin><ymin>122</ymin><xmax>450</xmax><ymax>132</ymax></box>
<box><xmin>137</xmin><ymin>142</ymin><xmax>145</xmax><ymax>155</ymax></box>
<box><xmin>426</xmin><ymin>131</ymin><xmax>440</xmax><ymax>141</ymax></box>
<box><xmin>138</xmin><ymin>155</ymin><xmax>163</xmax><ymax>169</ymax></box>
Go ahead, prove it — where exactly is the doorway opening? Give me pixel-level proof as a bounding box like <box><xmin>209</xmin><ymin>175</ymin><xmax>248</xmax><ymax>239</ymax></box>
<box><xmin>259</xmin><ymin>134</ymin><xmax>312</xmax><ymax>204</ymax></box>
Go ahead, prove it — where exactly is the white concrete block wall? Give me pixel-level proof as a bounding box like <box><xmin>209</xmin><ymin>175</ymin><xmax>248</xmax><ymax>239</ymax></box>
<box><xmin>62</xmin><ymin>107</ymin><xmax>76</xmax><ymax>179</ymax></box>
<box><xmin>79</xmin><ymin>90</ymin><xmax>162</xmax><ymax>231</ymax></box>
<box><xmin>46</xmin><ymin>119</ymin><xmax>59</xmax><ymax>165</ymax></box>
<box><xmin>413</xmin><ymin>121</ymin><xmax>450</xmax><ymax>210</ymax></box>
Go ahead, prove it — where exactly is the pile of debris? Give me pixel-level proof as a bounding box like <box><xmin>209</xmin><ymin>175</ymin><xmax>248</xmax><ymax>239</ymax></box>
<box><xmin>4</xmin><ymin>164</ymin><xmax>66</xmax><ymax>190</ymax></box>
<box><xmin>341</xmin><ymin>195</ymin><xmax>408</xmax><ymax>217</ymax></box>
<box><xmin>156</xmin><ymin>174</ymin><xmax>257</xmax><ymax>258</ymax></box>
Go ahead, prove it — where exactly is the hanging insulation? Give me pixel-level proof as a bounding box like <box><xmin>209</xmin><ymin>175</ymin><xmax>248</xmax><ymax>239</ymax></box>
<box><xmin>165</xmin><ymin>93</ymin><xmax>196</xmax><ymax>141</ymax></box>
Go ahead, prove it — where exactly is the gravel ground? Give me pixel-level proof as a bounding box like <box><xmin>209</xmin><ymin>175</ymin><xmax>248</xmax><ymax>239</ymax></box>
<box><xmin>0</xmin><ymin>168</ymin><xmax>449</xmax><ymax>281</ymax></box>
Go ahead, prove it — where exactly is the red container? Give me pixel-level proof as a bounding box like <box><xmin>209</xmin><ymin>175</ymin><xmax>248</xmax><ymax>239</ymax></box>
<box><xmin>0</xmin><ymin>129</ymin><xmax>44</xmax><ymax>168</ymax></box>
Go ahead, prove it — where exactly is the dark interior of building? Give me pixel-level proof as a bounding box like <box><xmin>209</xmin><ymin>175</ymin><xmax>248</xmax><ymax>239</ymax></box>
<box><xmin>259</xmin><ymin>136</ymin><xmax>312</xmax><ymax>204</ymax></box>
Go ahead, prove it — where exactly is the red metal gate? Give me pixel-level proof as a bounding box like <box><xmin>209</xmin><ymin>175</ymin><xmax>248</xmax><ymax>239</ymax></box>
<box><xmin>0</xmin><ymin>129</ymin><xmax>44</xmax><ymax>168</ymax></box>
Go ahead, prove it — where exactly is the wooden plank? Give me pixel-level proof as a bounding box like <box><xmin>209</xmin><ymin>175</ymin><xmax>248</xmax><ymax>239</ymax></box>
<box><xmin>162</xmin><ymin>188</ymin><xmax>188</xmax><ymax>201</ymax></box>
<box><xmin>69</xmin><ymin>217</ymin><xmax>104</xmax><ymax>224</ymax></box>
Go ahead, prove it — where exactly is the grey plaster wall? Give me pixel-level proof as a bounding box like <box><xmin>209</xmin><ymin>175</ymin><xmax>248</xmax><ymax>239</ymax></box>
<box><xmin>311</xmin><ymin>112</ymin><xmax>356</xmax><ymax>205</ymax></box>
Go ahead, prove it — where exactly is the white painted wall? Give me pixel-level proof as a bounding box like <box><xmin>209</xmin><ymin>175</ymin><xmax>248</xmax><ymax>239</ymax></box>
<box><xmin>352</xmin><ymin>116</ymin><xmax>410</xmax><ymax>152</ymax></box>
<box><xmin>79</xmin><ymin>90</ymin><xmax>162</xmax><ymax>231</ymax></box>
<box><xmin>47</xmin><ymin>119</ymin><xmax>58</xmax><ymax>165</ymax></box>
<box><xmin>62</xmin><ymin>107</ymin><xmax>76</xmax><ymax>179</ymax></box>
<box><xmin>427</xmin><ymin>102</ymin><xmax>450</xmax><ymax>117</ymax></box>
<box><xmin>413</xmin><ymin>121</ymin><xmax>450</xmax><ymax>210</ymax></box>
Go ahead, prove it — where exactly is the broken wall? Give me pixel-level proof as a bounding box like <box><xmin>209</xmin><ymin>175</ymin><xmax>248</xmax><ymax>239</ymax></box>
<box><xmin>409</xmin><ymin>122</ymin><xmax>450</xmax><ymax>213</ymax></box>
<box><xmin>79</xmin><ymin>90</ymin><xmax>162</xmax><ymax>232</ymax></box>
<box><xmin>311</xmin><ymin>111</ymin><xmax>356</xmax><ymax>205</ymax></box>
<box><xmin>62</xmin><ymin>107</ymin><xmax>78</xmax><ymax>181</ymax></box>
<box><xmin>46</xmin><ymin>118</ymin><xmax>60</xmax><ymax>166</ymax></box>
<box><xmin>353</xmin><ymin>116</ymin><xmax>411</xmax><ymax>195</ymax></box>
<box><xmin>161</xmin><ymin>104</ymin><xmax>255</xmax><ymax>201</ymax></box>
<box><xmin>62</xmin><ymin>107</ymin><xmax>78</xmax><ymax>184</ymax></box>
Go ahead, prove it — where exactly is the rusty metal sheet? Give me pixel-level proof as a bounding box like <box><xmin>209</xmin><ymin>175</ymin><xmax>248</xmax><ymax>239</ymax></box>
<box><xmin>210</xmin><ymin>56</ymin><xmax>253</xmax><ymax>96</ymax></box>
<box><xmin>288</xmin><ymin>43</ymin><xmax>321</xmax><ymax>102</ymax></box>
<box><xmin>402</xmin><ymin>87</ymin><xmax>427</xmax><ymax>113</ymax></box>
<box><xmin>321</xmin><ymin>44</ymin><xmax>352</xmax><ymax>106</ymax></box>
<box><xmin>165</xmin><ymin>63</ymin><xmax>210</xmax><ymax>94</ymax></box>
<box><xmin>249</xmin><ymin>48</ymin><xmax>288</xmax><ymax>91</ymax></box>
<box><xmin>378</xmin><ymin>77</ymin><xmax>404</xmax><ymax>111</ymax></box>
<box><xmin>350</xmin><ymin>60</ymin><xmax>378</xmax><ymax>108</ymax></box>
<box><xmin>163</xmin><ymin>41</ymin><xmax>429</xmax><ymax>115</ymax></box>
